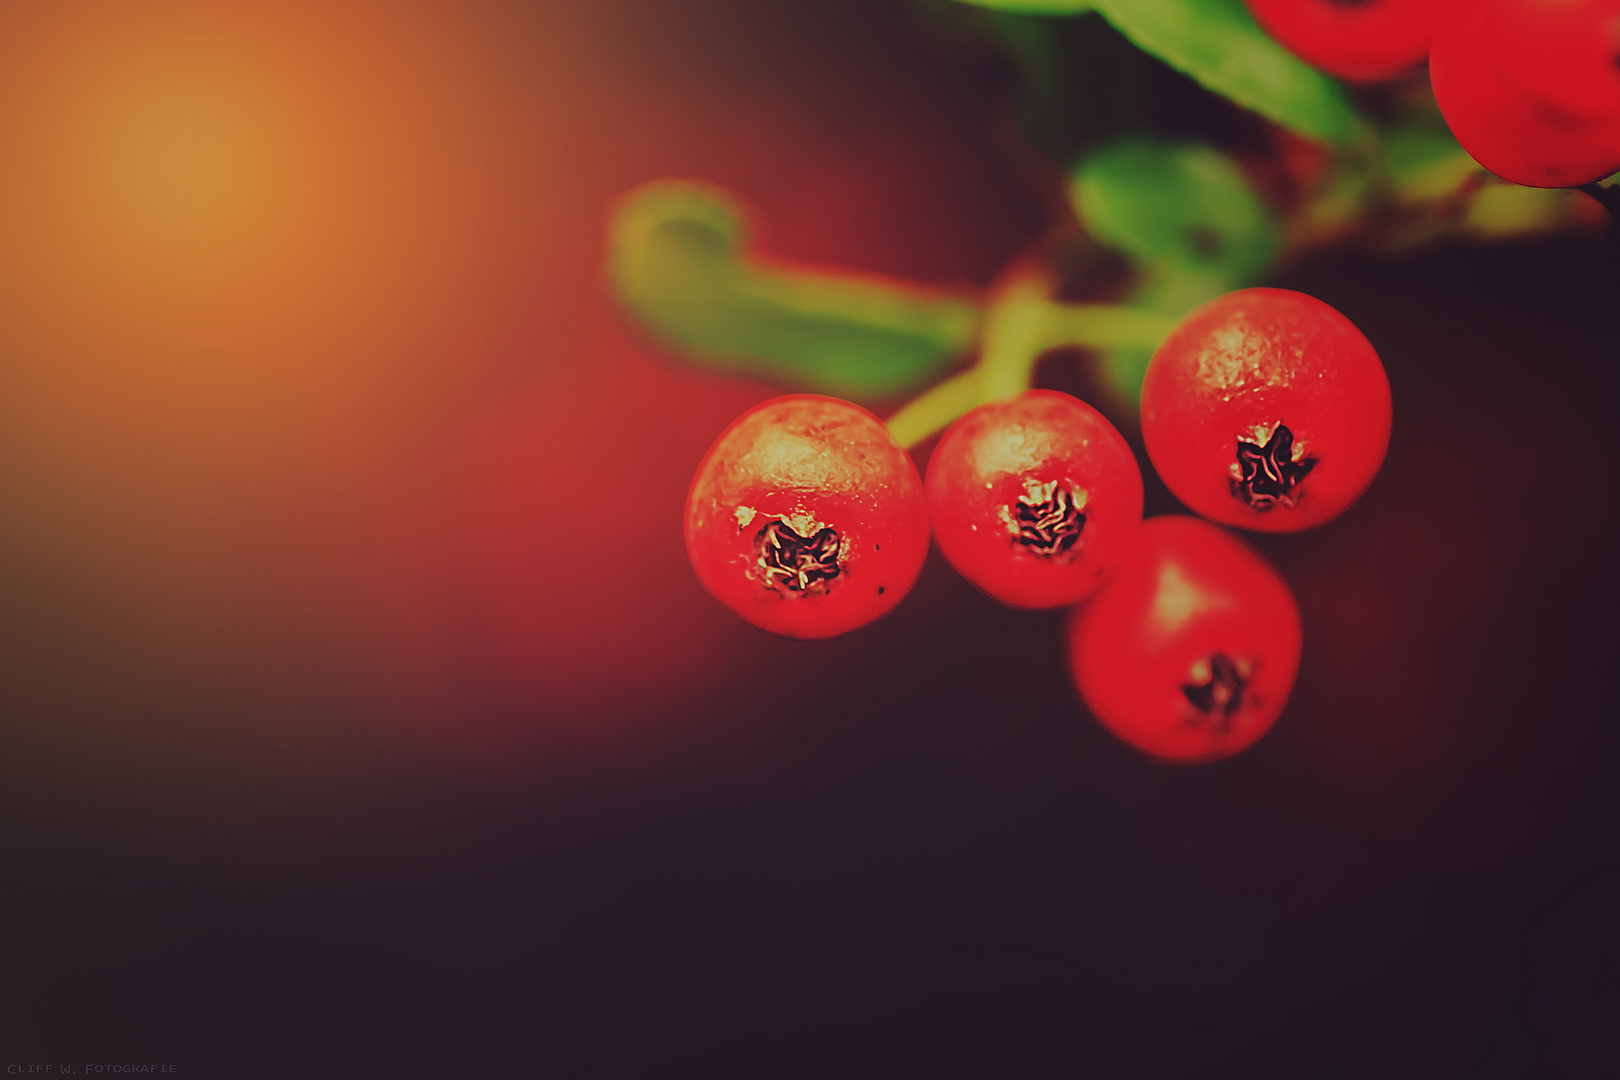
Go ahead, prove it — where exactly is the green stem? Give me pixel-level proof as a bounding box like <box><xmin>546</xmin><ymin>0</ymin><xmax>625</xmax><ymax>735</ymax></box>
<box><xmin>885</xmin><ymin>275</ymin><xmax>1177</xmax><ymax>449</ymax></box>
<box><xmin>885</xmin><ymin>368</ymin><xmax>984</xmax><ymax>450</ymax></box>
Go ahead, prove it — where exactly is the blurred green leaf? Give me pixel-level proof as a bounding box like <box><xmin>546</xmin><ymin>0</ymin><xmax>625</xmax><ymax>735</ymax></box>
<box><xmin>1464</xmin><ymin>185</ymin><xmax>1579</xmax><ymax>238</ymax></box>
<box><xmin>1070</xmin><ymin>139</ymin><xmax>1273</xmax><ymax>408</ymax></box>
<box><xmin>1085</xmin><ymin>0</ymin><xmax>1361</xmax><ymax>144</ymax></box>
<box><xmin>1384</xmin><ymin>124</ymin><xmax>1480</xmax><ymax>203</ymax></box>
<box><xmin>1069</xmin><ymin>139</ymin><xmax>1278</xmax><ymax>280</ymax></box>
<box><xmin>608</xmin><ymin>181</ymin><xmax>980</xmax><ymax>400</ymax></box>
<box><xmin>1294</xmin><ymin>152</ymin><xmax>1375</xmax><ymax>241</ymax></box>
<box><xmin>982</xmin><ymin>5</ymin><xmax>1156</xmax><ymax>169</ymax></box>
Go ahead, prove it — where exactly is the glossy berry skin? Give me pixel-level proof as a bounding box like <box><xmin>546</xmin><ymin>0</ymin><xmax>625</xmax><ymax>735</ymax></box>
<box><xmin>1431</xmin><ymin>0</ymin><xmax>1620</xmax><ymax>187</ymax></box>
<box><xmin>926</xmin><ymin>390</ymin><xmax>1143</xmax><ymax>610</ymax></box>
<box><xmin>685</xmin><ymin>394</ymin><xmax>929</xmax><ymax>639</ymax></box>
<box><xmin>1141</xmin><ymin>288</ymin><xmax>1391</xmax><ymax>534</ymax></box>
<box><xmin>1066</xmin><ymin>516</ymin><xmax>1303</xmax><ymax>764</ymax></box>
<box><xmin>1247</xmin><ymin>0</ymin><xmax>1475</xmax><ymax>83</ymax></box>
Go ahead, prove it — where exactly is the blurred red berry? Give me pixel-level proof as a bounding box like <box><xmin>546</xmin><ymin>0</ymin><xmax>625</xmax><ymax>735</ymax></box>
<box><xmin>1431</xmin><ymin>0</ymin><xmax>1620</xmax><ymax>187</ymax></box>
<box><xmin>1141</xmin><ymin>288</ymin><xmax>1391</xmax><ymax>533</ymax></box>
<box><xmin>685</xmin><ymin>394</ymin><xmax>929</xmax><ymax>639</ymax></box>
<box><xmin>925</xmin><ymin>390</ymin><xmax>1143</xmax><ymax>610</ymax></box>
<box><xmin>1066</xmin><ymin>516</ymin><xmax>1303</xmax><ymax>764</ymax></box>
<box><xmin>1246</xmin><ymin>0</ymin><xmax>1476</xmax><ymax>83</ymax></box>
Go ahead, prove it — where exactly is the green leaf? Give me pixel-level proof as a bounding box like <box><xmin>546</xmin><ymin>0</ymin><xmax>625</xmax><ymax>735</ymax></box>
<box><xmin>607</xmin><ymin>180</ymin><xmax>980</xmax><ymax>400</ymax></box>
<box><xmin>1069</xmin><ymin>139</ymin><xmax>1278</xmax><ymax>281</ymax></box>
<box><xmin>1070</xmin><ymin>140</ymin><xmax>1272</xmax><ymax>408</ymax></box>
<box><xmin>1384</xmin><ymin>124</ymin><xmax>1481</xmax><ymax>203</ymax></box>
<box><xmin>1086</xmin><ymin>0</ymin><xmax>1361</xmax><ymax>144</ymax></box>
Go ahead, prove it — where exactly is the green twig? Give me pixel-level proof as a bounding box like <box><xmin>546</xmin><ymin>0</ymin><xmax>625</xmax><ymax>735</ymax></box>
<box><xmin>885</xmin><ymin>368</ymin><xmax>985</xmax><ymax>449</ymax></box>
<box><xmin>885</xmin><ymin>271</ymin><xmax>1177</xmax><ymax>448</ymax></box>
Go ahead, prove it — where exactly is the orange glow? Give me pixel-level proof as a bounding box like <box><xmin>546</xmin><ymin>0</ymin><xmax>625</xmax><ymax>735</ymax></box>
<box><xmin>0</xmin><ymin>0</ymin><xmax>1040</xmax><ymax>800</ymax></box>
<box><xmin>0</xmin><ymin>1</ymin><xmax>605</xmax><ymax>776</ymax></box>
<box><xmin>0</xmin><ymin>1</ymin><xmax>562</xmax><ymax>371</ymax></box>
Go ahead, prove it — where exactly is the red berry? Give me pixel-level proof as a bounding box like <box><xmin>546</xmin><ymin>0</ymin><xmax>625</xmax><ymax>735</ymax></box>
<box><xmin>1066</xmin><ymin>516</ymin><xmax>1302</xmax><ymax>764</ymax></box>
<box><xmin>925</xmin><ymin>390</ymin><xmax>1143</xmax><ymax>610</ymax></box>
<box><xmin>1246</xmin><ymin>0</ymin><xmax>1475</xmax><ymax>83</ymax></box>
<box><xmin>685</xmin><ymin>394</ymin><xmax>929</xmax><ymax>639</ymax></box>
<box><xmin>1141</xmin><ymin>288</ymin><xmax>1391</xmax><ymax>533</ymax></box>
<box><xmin>1431</xmin><ymin>0</ymin><xmax>1620</xmax><ymax>187</ymax></box>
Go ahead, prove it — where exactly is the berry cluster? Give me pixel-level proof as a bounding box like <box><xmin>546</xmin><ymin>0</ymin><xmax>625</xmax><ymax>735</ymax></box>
<box><xmin>685</xmin><ymin>288</ymin><xmax>1391</xmax><ymax>764</ymax></box>
<box><xmin>641</xmin><ymin>0</ymin><xmax>1613</xmax><ymax>769</ymax></box>
<box><xmin>1249</xmin><ymin>0</ymin><xmax>1620</xmax><ymax>188</ymax></box>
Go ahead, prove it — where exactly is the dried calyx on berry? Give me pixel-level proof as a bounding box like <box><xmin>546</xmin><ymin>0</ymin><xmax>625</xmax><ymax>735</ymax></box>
<box><xmin>1181</xmin><ymin>653</ymin><xmax>1258</xmax><ymax>733</ymax></box>
<box><xmin>1001</xmin><ymin>478</ymin><xmax>1088</xmax><ymax>561</ymax></box>
<box><xmin>755</xmin><ymin>518</ymin><xmax>845</xmax><ymax>595</ymax></box>
<box><xmin>1230</xmin><ymin>422</ymin><xmax>1318</xmax><ymax>511</ymax></box>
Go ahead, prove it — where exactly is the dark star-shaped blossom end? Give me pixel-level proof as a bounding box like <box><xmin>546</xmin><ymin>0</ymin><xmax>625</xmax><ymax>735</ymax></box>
<box><xmin>1229</xmin><ymin>422</ymin><xmax>1317</xmax><ymax>512</ymax></box>
<box><xmin>1181</xmin><ymin>653</ymin><xmax>1253</xmax><ymax>734</ymax></box>
<box><xmin>757</xmin><ymin>518</ymin><xmax>844</xmax><ymax>596</ymax></box>
<box><xmin>999</xmin><ymin>478</ymin><xmax>1087</xmax><ymax>561</ymax></box>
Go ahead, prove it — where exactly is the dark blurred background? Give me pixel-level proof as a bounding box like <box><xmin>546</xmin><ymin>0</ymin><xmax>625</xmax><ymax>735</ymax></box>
<box><xmin>0</xmin><ymin>0</ymin><xmax>1616</xmax><ymax>1076</ymax></box>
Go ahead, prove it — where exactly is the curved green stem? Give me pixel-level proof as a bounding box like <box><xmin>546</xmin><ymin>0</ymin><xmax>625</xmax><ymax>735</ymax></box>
<box><xmin>885</xmin><ymin>274</ymin><xmax>1177</xmax><ymax>448</ymax></box>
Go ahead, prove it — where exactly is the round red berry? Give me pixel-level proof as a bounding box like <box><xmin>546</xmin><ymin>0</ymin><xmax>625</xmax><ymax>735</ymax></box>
<box><xmin>1141</xmin><ymin>288</ymin><xmax>1391</xmax><ymax>533</ymax></box>
<box><xmin>1246</xmin><ymin>0</ymin><xmax>1475</xmax><ymax>83</ymax></box>
<box><xmin>685</xmin><ymin>394</ymin><xmax>929</xmax><ymax>639</ymax></box>
<box><xmin>925</xmin><ymin>390</ymin><xmax>1143</xmax><ymax>610</ymax></box>
<box><xmin>1431</xmin><ymin>0</ymin><xmax>1620</xmax><ymax>187</ymax></box>
<box><xmin>1066</xmin><ymin>515</ymin><xmax>1302</xmax><ymax>764</ymax></box>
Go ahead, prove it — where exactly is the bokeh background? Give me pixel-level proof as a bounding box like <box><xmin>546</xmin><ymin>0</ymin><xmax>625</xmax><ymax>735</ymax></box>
<box><xmin>0</xmin><ymin>0</ymin><xmax>1616</xmax><ymax>1075</ymax></box>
